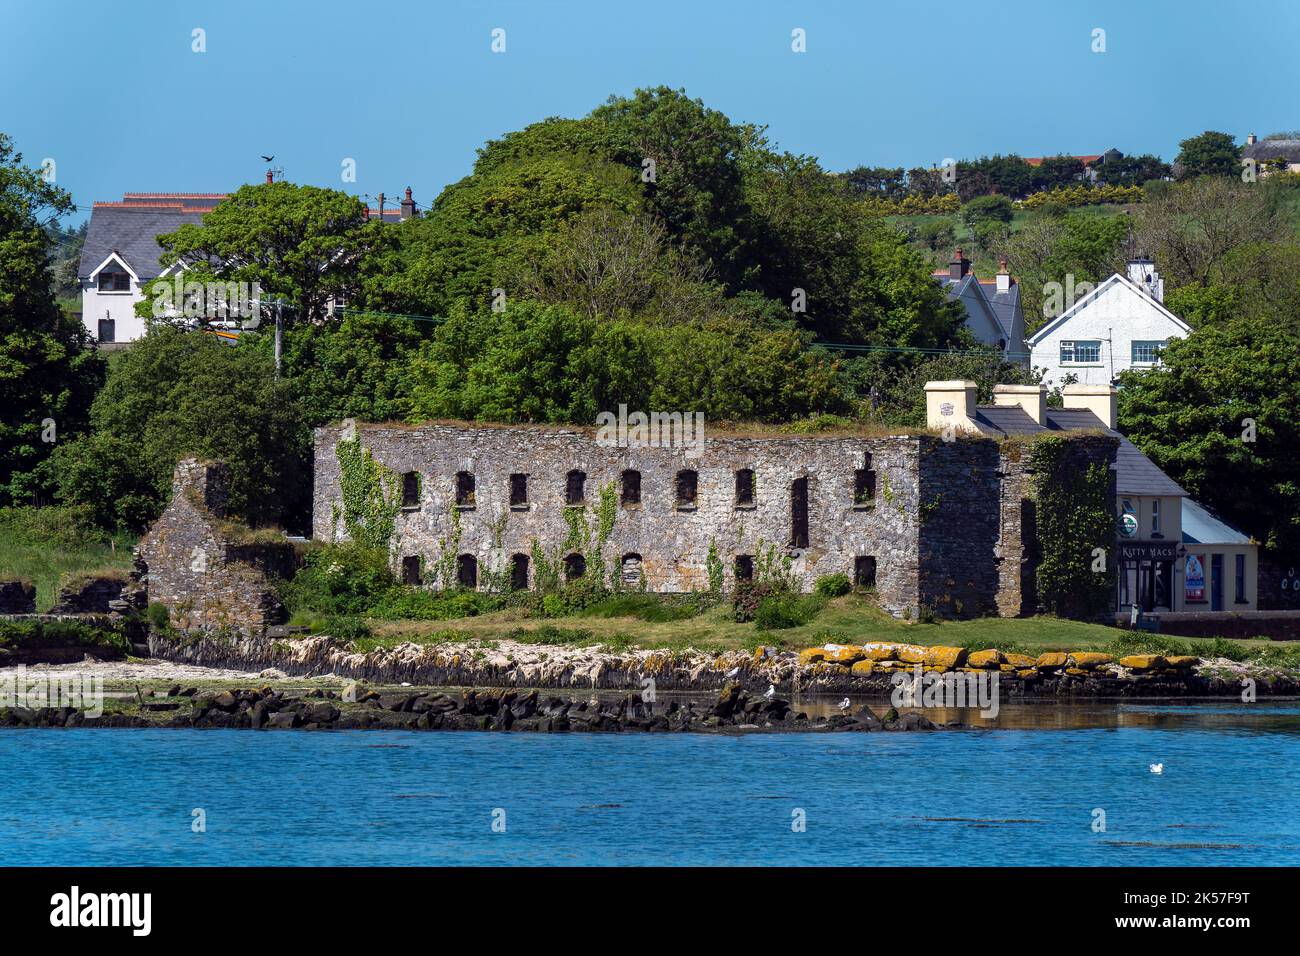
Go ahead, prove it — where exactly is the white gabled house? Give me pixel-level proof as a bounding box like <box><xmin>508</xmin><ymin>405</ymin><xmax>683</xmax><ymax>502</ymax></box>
<box><xmin>1027</xmin><ymin>258</ymin><xmax>1191</xmax><ymax>387</ymax></box>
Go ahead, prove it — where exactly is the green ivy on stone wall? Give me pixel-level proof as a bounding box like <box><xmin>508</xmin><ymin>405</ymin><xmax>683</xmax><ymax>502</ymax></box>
<box><xmin>331</xmin><ymin>438</ymin><xmax>400</xmax><ymax>551</ymax></box>
<box><xmin>1029</xmin><ymin>436</ymin><xmax>1114</xmax><ymax>620</ymax></box>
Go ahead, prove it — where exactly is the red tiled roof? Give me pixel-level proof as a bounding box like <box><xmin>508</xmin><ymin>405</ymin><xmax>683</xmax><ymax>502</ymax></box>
<box><xmin>1024</xmin><ymin>155</ymin><xmax>1102</xmax><ymax>167</ymax></box>
<box><xmin>122</xmin><ymin>192</ymin><xmax>228</xmax><ymax>199</ymax></box>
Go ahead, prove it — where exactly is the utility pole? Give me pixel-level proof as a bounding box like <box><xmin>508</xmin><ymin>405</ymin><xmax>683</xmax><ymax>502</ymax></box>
<box><xmin>377</xmin><ymin>192</ymin><xmax>385</xmax><ymax>221</ymax></box>
<box><xmin>274</xmin><ymin>299</ymin><xmax>283</xmax><ymax>378</ymax></box>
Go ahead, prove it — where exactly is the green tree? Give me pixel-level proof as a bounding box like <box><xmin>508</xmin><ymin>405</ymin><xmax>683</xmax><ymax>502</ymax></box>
<box><xmin>145</xmin><ymin>181</ymin><xmax>391</xmax><ymax>325</ymax></box>
<box><xmin>51</xmin><ymin>327</ymin><xmax>309</xmax><ymax>531</ymax></box>
<box><xmin>1117</xmin><ymin>318</ymin><xmax>1300</xmax><ymax>555</ymax></box>
<box><xmin>1174</xmin><ymin>130</ymin><xmax>1241</xmax><ymax>179</ymax></box>
<box><xmin>0</xmin><ymin>133</ymin><xmax>104</xmax><ymax>504</ymax></box>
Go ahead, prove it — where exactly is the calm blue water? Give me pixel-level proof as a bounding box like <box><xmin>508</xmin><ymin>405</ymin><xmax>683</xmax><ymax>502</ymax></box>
<box><xmin>5</xmin><ymin>706</ymin><xmax>1300</xmax><ymax>866</ymax></box>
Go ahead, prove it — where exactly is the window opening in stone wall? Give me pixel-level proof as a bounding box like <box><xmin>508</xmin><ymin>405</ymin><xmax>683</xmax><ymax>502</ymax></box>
<box><xmin>510</xmin><ymin>553</ymin><xmax>530</xmax><ymax>591</ymax></box>
<box><xmin>566</xmin><ymin>470</ymin><xmax>586</xmax><ymax>505</ymax></box>
<box><xmin>854</xmin><ymin>556</ymin><xmax>876</xmax><ymax>588</ymax></box>
<box><xmin>509</xmin><ymin>473</ymin><xmax>528</xmax><ymax>508</ymax></box>
<box><xmin>734</xmin><ymin>554</ymin><xmax>754</xmax><ymax>582</ymax></box>
<box><xmin>854</xmin><ymin>457</ymin><xmax>876</xmax><ymax>508</ymax></box>
<box><xmin>621</xmin><ymin>553</ymin><xmax>643</xmax><ymax>587</ymax></box>
<box><xmin>456</xmin><ymin>554</ymin><xmax>478</xmax><ymax>589</ymax></box>
<box><xmin>735</xmin><ymin>469</ymin><xmax>755</xmax><ymax>507</ymax></box>
<box><xmin>402</xmin><ymin>555</ymin><xmax>422</xmax><ymax>586</ymax></box>
<box><xmin>790</xmin><ymin>477</ymin><xmax>809</xmax><ymax>548</ymax></box>
<box><xmin>564</xmin><ymin>553</ymin><xmax>586</xmax><ymax>580</ymax></box>
<box><xmin>401</xmin><ymin>471</ymin><xmax>420</xmax><ymax>509</ymax></box>
<box><xmin>676</xmin><ymin>469</ymin><xmax>698</xmax><ymax>509</ymax></box>
<box><xmin>455</xmin><ymin>471</ymin><xmax>476</xmax><ymax>508</ymax></box>
<box><xmin>621</xmin><ymin>469</ymin><xmax>641</xmax><ymax>506</ymax></box>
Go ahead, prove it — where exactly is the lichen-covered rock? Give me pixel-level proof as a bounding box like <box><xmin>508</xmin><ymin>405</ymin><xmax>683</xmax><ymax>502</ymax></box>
<box><xmin>1004</xmin><ymin>652</ymin><xmax>1036</xmax><ymax>668</ymax></box>
<box><xmin>850</xmin><ymin>660</ymin><xmax>875</xmax><ymax>676</ymax></box>
<box><xmin>862</xmin><ymin>643</ymin><xmax>899</xmax><ymax>661</ymax></box>
<box><xmin>798</xmin><ymin>647</ymin><xmax>828</xmax><ymax>665</ymax></box>
<box><xmin>966</xmin><ymin>648</ymin><xmax>1002</xmax><ymax>668</ymax></box>
<box><xmin>896</xmin><ymin>644</ymin><xmax>928</xmax><ymax>664</ymax></box>
<box><xmin>1119</xmin><ymin>654</ymin><xmax>1166</xmax><ymax>670</ymax></box>
<box><xmin>1069</xmin><ymin>652</ymin><xmax>1113</xmax><ymax>669</ymax></box>
<box><xmin>1165</xmin><ymin>655</ymin><xmax>1199</xmax><ymax>669</ymax></box>
<box><xmin>823</xmin><ymin>645</ymin><xmax>865</xmax><ymax>665</ymax></box>
<box><xmin>923</xmin><ymin>645</ymin><xmax>967</xmax><ymax>670</ymax></box>
<box><xmin>1035</xmin><ymin>652</ymin><xmax>1070</xmax><ymax>670</ymax></box>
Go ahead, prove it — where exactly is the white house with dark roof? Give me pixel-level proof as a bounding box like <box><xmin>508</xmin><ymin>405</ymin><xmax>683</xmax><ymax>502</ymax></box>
<box><xmin>932</xmin><ymin>248</ymin><xmax>1027</xmax><ymax>363</ymax></box>
<box><xmin>77</xmin><ymin>182</ymin><xmax>419</xmax><ymax>345</ymax></box>
<box><xmin>77</xmin><ymin>193</ymin><xmax>226</xmax><ymax>344</ymax></box>
<box><xmin>1026</xmin><ymin>259</ymin><xmax>1191</xmax><ymax>387</ymax></box>
<box><xmin>924</xmin><ymin>379</ymin><xmax>1257</xmax><ymax>614</ymax></box>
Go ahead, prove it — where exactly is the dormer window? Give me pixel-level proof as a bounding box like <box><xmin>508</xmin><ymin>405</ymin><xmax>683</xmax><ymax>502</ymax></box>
<box><xmin>98</xmin><ymin>270</ymin><xmax>131</xmax><ymax>292</ymax></box>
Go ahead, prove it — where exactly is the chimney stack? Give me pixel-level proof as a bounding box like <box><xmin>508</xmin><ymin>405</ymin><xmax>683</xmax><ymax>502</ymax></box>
<box><xmin>924</xmin><ymin>380</ymin><xmax>979</xmax><ymax>434</ymax></box>
<box><xmin>1126</xmin><ymin>257</ymin><xmax>1164</xmax><ymax>302</ymax></box>
<box><xmin>996</xmin><ymin>257</ymin><xmax>1011</xmax><ymax>293</ymax></box>
<box><xmin>949</xmin><ymin>248</ymin><xmax>969</xmax><ymax>281</ymax></box>
<box><xmin>401</xmin><ymin>186</ymin><xmax>416</xmax><ymax>220</ymax></box>
<box><xmin>1247</xmin><ymin>133</ymin><xmax>1258</xmax><ymax>146</ymax></box>
<box><xmin>1061</xmin><ymin>384</ymin><xmax>1117</xmax><ymax>430</ymax></box>
<box><xmin>992</xmin><ymin>383</ymin><xmax>1047</xmax><ymax>425</ymax></box>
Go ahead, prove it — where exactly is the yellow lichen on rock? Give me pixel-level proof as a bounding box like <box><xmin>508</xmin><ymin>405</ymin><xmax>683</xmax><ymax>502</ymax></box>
<box><xmin>823</xmin><ymin>645</ymin><xmax>865</xmax><ymax>665</ymax></box>
<box><xmin>923</xmin><ymin>645</ymin><xmax>967</xmax><ymax>670</ymax></box>
<box><xmin>1119</xmin><ymin>654</ymin><xmax>1166</xmax><ymax>670</ymax></box>
<box><xmin>967</xmin><ymin>649</ymin><xmax>1002</xmax><ymax>668</ymax></box>
<box><xmin>862</xmin><ymin>643</ymin><xmax>899</xmax><ymax>661</ymax></box>
<box><xmin>798</xmin><ymin>647</ymin><xmax>828</xmax><ymax>665</ymax></box>
<box><xmin>1004</xmin><ymin>653</ymin><xmax>1036</xmax><ymax>668</ymax></box>
<box><xmin>1165</xmin><ymin>655</ymin><xmax>1199</xmax><ymax>669</ymax></box>
<box><xmin>1069</xmin><ymin>652</ymin><xmax>1114</xmax><ymax>669</ymax></box>
<box><xmin>1035</xmin><ymin>652</ymin><xmax>1070</xmax><ymax>669</ymax></box>
<box><xmin>850</xmin><ymin>660</ymin><xmax>875</xmax><ymax>676</ymax></box>
<box><xmin>896</xmin><ymin>644</ymin><xmax>928</xmax><ymax>664</ymax></box>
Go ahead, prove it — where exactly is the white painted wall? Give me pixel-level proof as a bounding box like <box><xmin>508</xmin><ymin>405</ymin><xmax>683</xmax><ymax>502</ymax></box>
<box><xmin>80</xmin><ymin>277</ymin><xmax>149</xmax><ymax>343</ymax></box>
<box><xmin>1030</xmin><ymin>277</ymin><xmax>1189</xmax><ymax>386</ymax></box>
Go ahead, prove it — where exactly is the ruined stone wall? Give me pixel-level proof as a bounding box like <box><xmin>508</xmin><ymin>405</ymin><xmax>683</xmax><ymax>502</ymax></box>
<box><xmin>315</xmin><ymin>423</ymin><xmax>928</xmax><ymax>614</ymax></box>
<box><xmin>0</xmin><ymin>580</ymin><xmax>36</xmax><ymax>614</ymax></box>
<box><xmin>917</xmin><ymin>437</ymin><xmax>1002</xmax><ymax>618</ymax></box>
<box><xmin>139</xmin><ymin>460</ymin><xmax>289</xmax><ymax>634</ymax></box>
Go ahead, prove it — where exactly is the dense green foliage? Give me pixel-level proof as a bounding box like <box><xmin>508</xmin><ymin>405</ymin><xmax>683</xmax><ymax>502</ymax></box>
<box><xmin>280</xmin><ymin>542</ymin><xmax>395</xmax><ymax>616</ymax></box>
<box><xmin>50</xmin><ymin>328</ymin><xmax>309</xmax><ymax>531</ymax></box>
<box><xmin>0</xmin><ymin>504</ymin><xmax>132</xmax><ymax>610</ymax></box>
<box><xmin>1028</xmin><ymin>438</ymin><xmax>1117</xmax><ymax>620</ymax></box>
<box><xmin>1174</xmin><ymin>131</ymin><xmax>1241</xmax><ymax>179</ymax></box>
<box><xmin>0</xmin><ymin>134</ymin><xmax>104</xmax><ymax>504</ymax></box>
<box><xmin>1118</xmin><ymin>319</ymin><xmax>1300</xmax><ymax>555</ymax></box>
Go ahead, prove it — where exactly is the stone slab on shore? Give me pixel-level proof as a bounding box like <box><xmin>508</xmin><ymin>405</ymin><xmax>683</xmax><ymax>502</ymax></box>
<box><xmin>0</xmin><ymin>683</ymin><xmax>944</xmax><ymax>735</ymax></box>
<box><xmin>145</xmin><ymin>633</ymin><xmax>1300</xmax><ymax>699</ymax></box>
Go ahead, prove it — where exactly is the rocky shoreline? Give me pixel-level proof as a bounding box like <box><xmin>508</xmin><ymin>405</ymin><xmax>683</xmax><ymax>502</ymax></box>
<box><xmin>0</xmin><ymin>683</ymin><xmax>944</xmax><ymax>734</ymax></box>
<box><xmin>146</xmin><ymin>632</ymin><xmax>1300</xmax><ymax>699</ymax></box>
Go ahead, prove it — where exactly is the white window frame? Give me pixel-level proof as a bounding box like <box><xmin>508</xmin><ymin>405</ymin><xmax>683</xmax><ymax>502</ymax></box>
<box><xmin>1131</xmin><ymin>340</ymin><xmax>1166</xmax><ymax>366</ymax></box>
<box><xmin>1151</xmin><ymin>499</ymin><xmax>1161</xmax><ymax>534</ymax></box>
<box><xmin>1060</xmin><ymin>339</ymin><xmax>1102</xmax><ymax>365</ymax></box>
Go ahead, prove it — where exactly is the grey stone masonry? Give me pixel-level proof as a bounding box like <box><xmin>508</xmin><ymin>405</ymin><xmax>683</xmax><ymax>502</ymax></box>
<box><xmin>312</xmin><ymin>421</ymin><xmax>1119</xmax><ymax>619</ymax></box>
<box><xmin>139</xmin><ymin>459</ymin><xmax>296</xmax><ymax>634</ymax></box>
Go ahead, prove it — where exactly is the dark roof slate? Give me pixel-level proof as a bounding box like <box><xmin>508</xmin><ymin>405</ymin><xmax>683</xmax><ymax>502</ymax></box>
<box><xmin>969</xmin><ymin>404</ymin><xmax>1187</xmax><ymax>497</ymax></box>
<box><xmin>78</xmin><ymin>205</ymin><xmax>210</xmax><ymax>280</ymax></box>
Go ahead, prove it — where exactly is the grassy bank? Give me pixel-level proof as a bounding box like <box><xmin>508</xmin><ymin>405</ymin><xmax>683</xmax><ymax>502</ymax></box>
<box><xmin>362</xmin><ymin>592</ymin><xmax>1288</xmax><ymax>662</ymax></box>
<box><xmin>0</xmin><ymin>507</ymin><xmax>134</xmax><ymax>611</ymax></box>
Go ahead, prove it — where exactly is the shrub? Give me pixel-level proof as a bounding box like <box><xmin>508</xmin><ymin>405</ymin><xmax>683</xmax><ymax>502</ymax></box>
<box><xmin>754</xmin><ymin>593</ymin><xmax>825</xmax><ymax>631</ymax></box>
<box><xmin>732</xmin><ymin>581</ymin><xmax>774</xmax><ymax>623</ymax></box>
<box><xmin>366</xmin><ymin>587</ymin><xmax>501</xmax><ymax>621</ymax></box>
<box><xmin>1205</xmin><ymin>637</ymin><xmax>1250</xmax><ymax>662</ymax></box>
<box><xmin>280</xmin><ymin>542</ymin><xmax>394</xmax><ymax>615</ymax></box>
<box><xmin>145</xmin><ymin>602</ymin><xmax>171</xmax><ymax>631</ymax></box>
<box><xmin>814</xmin><ymin>573</ymin><xmax>852</xmax><ymax>597</ymax></box>
<box><xmin>960</xmin><ymin>194</ymin><xmax>1014</xmax><ymax>226</ymax></box>
<box><xmin>322</xmin><ymin>615</ymin><xmax>372</xmax><ymax>644</ymax></box>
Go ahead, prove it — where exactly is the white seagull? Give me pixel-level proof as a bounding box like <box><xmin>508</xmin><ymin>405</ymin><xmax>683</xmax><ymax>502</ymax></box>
<box><xmin>838</xmin><ymin>697</ymin><xmax>852</xmax><ymax>711</ymax></box>
<box><xmin>724</xmin><ymin>666</ymin><xmax>740</xmax><ymax>679</ymax></box>
<box><xmin>764</xmin><ymin>684</ymin><xmax>776</xmax><ymax>699</ymax></box>
<box><xmin>1150</xmin><ymin>763</ymin><xmax>1164</xmax><ymax>774</ymax></box>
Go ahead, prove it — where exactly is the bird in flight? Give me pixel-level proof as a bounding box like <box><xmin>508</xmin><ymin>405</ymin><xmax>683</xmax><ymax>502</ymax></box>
<box><xmin>261</xmin><ymin>155</ymin><xmax>275</xmax><ymax>163</ymax></box>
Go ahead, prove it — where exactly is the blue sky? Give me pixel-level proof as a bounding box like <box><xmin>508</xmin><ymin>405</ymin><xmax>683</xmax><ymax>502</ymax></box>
<box><xmin>4</xmin><ymin>0</ymin><xmax>1296</xmax><ymax>223</ymax></box>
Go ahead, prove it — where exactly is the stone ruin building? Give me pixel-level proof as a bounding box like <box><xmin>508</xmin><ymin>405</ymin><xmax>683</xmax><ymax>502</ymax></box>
<box><xmin>313</xmin><ymin>408</ymin><xmax>1119</xmax><ymax>620</ymax></box>
<box><xmin>138</xmin><ymin>459</ymin><xmax>296</xmax><ymax>633</ymax></box>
